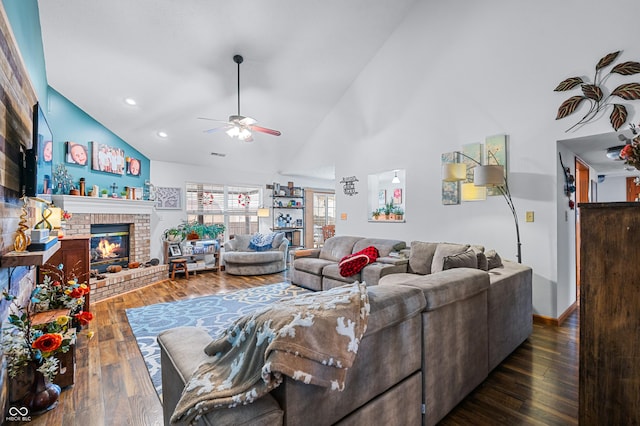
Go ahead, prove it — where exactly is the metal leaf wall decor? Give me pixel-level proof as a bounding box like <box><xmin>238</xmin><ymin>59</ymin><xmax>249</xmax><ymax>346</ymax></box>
<box><xmin>554</xmin><ymin>50</ymin><xmax>640</xmax><ymax>131</ymax></box>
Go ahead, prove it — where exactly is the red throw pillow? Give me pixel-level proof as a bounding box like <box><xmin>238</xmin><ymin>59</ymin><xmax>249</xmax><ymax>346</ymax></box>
<box><xmin>338</xmin><ymin>246</ymin><xmax>379</xmax><ymax>277</ymax></box>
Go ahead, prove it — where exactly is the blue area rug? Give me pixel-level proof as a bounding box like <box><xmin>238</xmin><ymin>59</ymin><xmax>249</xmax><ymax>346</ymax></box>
<box><xmin>125</xmin><ymin>282</ymin><xmax>309</xmax><ymax>398</ymax></box>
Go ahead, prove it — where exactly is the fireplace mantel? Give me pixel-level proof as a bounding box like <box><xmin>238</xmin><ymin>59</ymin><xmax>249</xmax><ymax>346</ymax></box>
<box><xmin>51</xmin><ymin>195</ymin><xmax>156</xmax><ymax>215</ymax></box>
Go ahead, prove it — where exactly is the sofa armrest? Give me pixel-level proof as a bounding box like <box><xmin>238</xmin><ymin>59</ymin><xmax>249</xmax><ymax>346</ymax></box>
<box><xmin>361</xmin><ymin>262</ymin><xmax>409</xmax><ymax>286</ymax></box>
<box><xmin>276</xmin><ymin>239</ymin><xmax>289</xmax><ymax>252</ymax></box>
<box><xmin>224</xmin><ymin>239</ymin><xmax>237</xmax><ymax>251</ymax></box>
<box><xmin>376</xmin><ymin>256</ymin><xmax>409</xmax><ymax>266</ymax></box>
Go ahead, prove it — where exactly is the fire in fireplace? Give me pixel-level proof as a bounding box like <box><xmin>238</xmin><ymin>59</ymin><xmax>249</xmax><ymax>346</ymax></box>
<box><xmin>90</xmin><ymin>224</ymin><xmax>130</xmax><ymax>272</ymax></box>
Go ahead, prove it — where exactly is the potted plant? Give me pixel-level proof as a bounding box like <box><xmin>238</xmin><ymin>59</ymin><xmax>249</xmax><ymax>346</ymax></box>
<box><xmin>163</xmin><ymin>227</ymin><xmax>185</xmax><ymax>242</ymax></box>
<box><xmin>101</xmin><ymin>189</ymin><xmax>108</xmax><ymax>198</ymax></box>
<box><xmin>179</xmin><ymin>220</ymin><xmax>226</xmax><ymax>241</ymax></box>
<box><xmin>372</xmin><ymin>210</ymin><xmax>381</xmax><ymax>221</ymax></box>
<box><xmin>393</xmin><ymin>206</ymin><xmax>404</xmax><ymax>220</ymax></box>
<box><xmin>383</xmin><ymin>202</ymin><xmax>394</xmax><ymax>220</ymax></box>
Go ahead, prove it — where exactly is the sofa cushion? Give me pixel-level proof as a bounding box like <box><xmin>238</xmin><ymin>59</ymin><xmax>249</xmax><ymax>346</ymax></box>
<box><xmin>232</xmin><ymin>234</ymin><xmax>253</xmax><ymax>251</ymax></box>
<box><xmin>319</xmin><ymin>236</ymin><xmax>363</xmax><ymax>262</ymax></box>
<box><xmin>352</xmin><ymin>238</ymin><xmax>406</xmax><ymax>258</ymax></box>
<box><xmin>389</xmin><ymin>268</ymin><xmax>490</xmax><ymax>311</ymax></box>
<box><xmin>408</xmin><ymin>241</ymin><xmax>438</xmax><ymax>275</ymax></box>
<box><xmin>272</xmin><ymin>232</ymin><xmax>285</xmax><ymax>248</ymax></box>
<box><xmin>486</xmin><ymin>250</ymin><xmax>503</xmax><ymax>269</ymax></box>
<box><xmin>476</xmin><ymin>251</ymin><xmax>489</xmax><ymax>271</ymax></box>
<box><xmin>443</xmin><ymin>249</ymin><xmax>478</xmax><ymax>270</ymax></box>
<box><xmin>223</xmin><ymin>250</ymin><xmax>283</xmax><ymax>265</ymax></box>
<box><xmin>294</xmin><ymin>257</ymin><xmax>336</xmax><ymax>275</ymax></box>
<box><xmin>431</xmin><ymin>243</ymin><xmax>471</xmax><ymax>273</ymax></box>
<box><xmin>323</xmin><ymin>263</ymin><xmax>361</xmax><ymax>282</ymax></box>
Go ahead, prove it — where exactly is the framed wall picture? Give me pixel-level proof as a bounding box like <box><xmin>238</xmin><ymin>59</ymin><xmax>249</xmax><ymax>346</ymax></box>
<box><xmin>378</xmin><ymin>189</ymin><xmax>386</xmax><ymax>207</ymax></box>
<box><xmin>91</xmin><ymin>142</ymin><xmax>126</xmax><ymax>175</ymax></box>
<box><xmin>442</xmin><ymin>152</ymin><xmax>460</xmax><ymax>205</ymax></box>
<box><xmin>156</xmin><ymin>186</ymin><xmax>182</xmax><ymax>209</ymax></box>
<box><xmin>65</xmin><ymin>141</ymin><xmax>88</xmax><ymax>166</ymax></box>
<box><xmin>393</xmin><ymin>188</ymin><xmax>402</xmax><ymax>204</ymax></box>
<box><xmin>169</xmin><ymin>244</ymin><xmax>182</xmax><ymax>257</ymax></box>
<box><xmin>485</xmin><ymin>134</ymin><xmax>507</xmax><ymax>196</ymax></box>
<box><xmin>127</xmin><ymin>157</ymin><xmax>142</xmax><ymax>176</ymax></box>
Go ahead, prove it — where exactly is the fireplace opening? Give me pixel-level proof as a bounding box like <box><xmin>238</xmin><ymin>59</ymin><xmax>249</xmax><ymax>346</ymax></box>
<box><xmin>90</xmin><ymin>224</ymin><xmax>130</xmax><ymax>272</ymax></box>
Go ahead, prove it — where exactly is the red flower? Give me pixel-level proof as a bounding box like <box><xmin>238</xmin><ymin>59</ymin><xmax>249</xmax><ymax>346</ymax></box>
<box><xmin>69</xmin><ymin>288</ymin><xmax>85</xmax><ymax>298</ymax></box>
<box><xmin>74</xmin><ymin>311</ymin><xmax>94</xmax><ymax>325</ymax></box>
<box><xmin>32</xmin><ymin>333</ymin><xmax>63</xmax><ymax>353</ymax></box>
<box><xmin>52</xmin><ymin>281</ymin><xmax>61</xmax><ymax>287</ymax></box>
<box><xmin>620</xmin><ymin>144</ymin><xmax>633</xmax><ymax>159</ymax></box>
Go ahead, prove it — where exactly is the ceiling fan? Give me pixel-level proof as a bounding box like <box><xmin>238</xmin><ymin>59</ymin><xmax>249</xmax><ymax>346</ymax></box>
<box><xmin>199</xmin><ymin>55</ymin><xmax>281</xmax><ymax>142</ymax></box>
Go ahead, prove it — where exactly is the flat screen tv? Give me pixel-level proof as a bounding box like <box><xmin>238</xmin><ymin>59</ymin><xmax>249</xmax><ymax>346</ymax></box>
<box><xmin>23</xmin><ymin>102</ymin><xmax>53</xmax><ymax>196</ymax></box>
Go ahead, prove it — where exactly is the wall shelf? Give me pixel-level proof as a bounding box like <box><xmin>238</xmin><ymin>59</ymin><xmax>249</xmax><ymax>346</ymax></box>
<box><xmin>0</xmin><ymin>241</ymin><xmax>61</xmax><ymax>268</ymax></box>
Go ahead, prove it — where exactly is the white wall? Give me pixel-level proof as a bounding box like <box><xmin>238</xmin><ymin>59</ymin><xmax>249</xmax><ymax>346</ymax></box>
<box><xmin>597</xmin><ymin>175</ymin><xmax>628</xmax><ymax>202</ymax></box>
<box><xmin>290</xmin><ymin>0</ymin><xmax>640</xmax><ymax>318</ymax></box>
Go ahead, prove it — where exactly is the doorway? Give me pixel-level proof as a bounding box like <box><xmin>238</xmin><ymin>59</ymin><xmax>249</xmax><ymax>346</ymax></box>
<box><xmin>626</xmin><ymin>176</ymin><xmax>640</xmax><ymax>201</ymax></box>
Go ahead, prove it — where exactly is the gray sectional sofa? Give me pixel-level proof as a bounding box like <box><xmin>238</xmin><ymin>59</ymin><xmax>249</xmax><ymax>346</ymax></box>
<box><xmin>159</xmin><ymin>236</ymin><xmax>532</xmax><ymax>426</ymax></box>
<box><xmin>222</xmin><ymin>233</ymin><xmax>289</xmax><ymax>275</ymax></box>
<box><xmin>291</xmin><ymin>236</ymin><xmax>408</xmax><ymax>290</ymax></box>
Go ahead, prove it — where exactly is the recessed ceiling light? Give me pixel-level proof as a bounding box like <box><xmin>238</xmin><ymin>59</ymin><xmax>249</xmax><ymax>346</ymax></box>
<box><xmin>157</xmin><ymin>131</ymin><xmax>168</xmax><ymax>138</ymax></box>
<box><xmin>210</xmin><ymin>152</ymin><xmax>227</xmax><ymax>157</ymax></box>
<box><xmin>124</xmin><ymin>97</ymin><xmax>137</xmax><ymax>106</ymax></box>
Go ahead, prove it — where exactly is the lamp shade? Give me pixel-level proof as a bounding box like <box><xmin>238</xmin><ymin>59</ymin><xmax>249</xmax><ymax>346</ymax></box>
<box><xmin>257</xmin><ymin>207</ymin><xmax>270</xmax><ymax>218</ymax></box>
<box><xmin>48</xmin><ymin>206</ymin><xmax>62</xmax><ymax>229</ymax></box>
<box><xmin>461</xmin><ymin>182</ymin><xmax>487</xmax><ymax>201</ymax></box>
<box><xmin>474</xmin><ymin>165</ymin><xmax>505</xmax><ymax>186</ymax></box>
<box><xmin>442</xmin><ymin>163</ymin><xmax>467</xmax><ymax>182</ymax></box>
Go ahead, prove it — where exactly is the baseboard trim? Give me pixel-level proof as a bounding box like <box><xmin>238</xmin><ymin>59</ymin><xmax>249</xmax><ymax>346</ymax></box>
<box><xmin>533</xmin><ymin>302</ymin><xmax>577</xmax><ymax>326</ymax></box>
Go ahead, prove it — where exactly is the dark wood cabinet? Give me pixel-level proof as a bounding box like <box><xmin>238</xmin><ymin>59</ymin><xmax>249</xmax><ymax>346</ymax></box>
<box><xmin>39</xmin><ymin>236</ymin><xmax>90</xmax><ymax>311</ymax></box>
<box><xmin>579</xmin><ymin>202</ymin><xmax>640</xmax><ymax>425</ymax></box>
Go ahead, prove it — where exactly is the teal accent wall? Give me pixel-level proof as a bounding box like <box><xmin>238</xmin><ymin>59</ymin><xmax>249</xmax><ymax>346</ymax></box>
<box><xmin>3</xmin><ymin>0</ymin><xmax>151</xmax><ymax>196</ymax></box>
<box><xmin>47</xmin><ymin>87</ymin><xmax>150</xmax><ymax>194</ymax></box>
<box><xmin>3</xmin><ymin>0</ymin><xmax>47</xmax><ymax>102</ymax></box>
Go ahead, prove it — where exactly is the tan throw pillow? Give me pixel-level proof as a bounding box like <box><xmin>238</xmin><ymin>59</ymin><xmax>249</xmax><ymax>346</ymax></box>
<box><xmin>409</xmin><ymin>241</ymin><xmax>438</xmax><ymax>275</ymax></box>
<box><xmin>476</xmin><ymin>251</ymin><xmax>489</xmax><ymax>271</ymax></box>
<box><xmin>486</xmin><ymin>250</ymin><xmax>503</xmax><ymax>269</ymax></box>
<box><xmin>431</xmin><ymin>243</ymin><xmax>471</xmax><ymax>273</ymax></box>
<box><xmin>443</xmin><ymin>249</ymin><xmax>478</xmax><ymax>270</ymax></box>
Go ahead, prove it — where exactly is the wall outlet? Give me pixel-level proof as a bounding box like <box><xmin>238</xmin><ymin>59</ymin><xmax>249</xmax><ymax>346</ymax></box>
<box><xmin>525</xmin><ymin>211</ymin><xmax>534</xmax><ymax>222</ymax></box>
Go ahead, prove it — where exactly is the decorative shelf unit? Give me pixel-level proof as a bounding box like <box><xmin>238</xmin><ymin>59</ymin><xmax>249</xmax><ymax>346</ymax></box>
<box><xmin>163</xmin><ymin>239</ymin><xmax>220</xmax><ymax>273</ymax></box>
<box><xmin>0</xmin><ymin>241</ymin><xmax>61</xmax><ymax>268</ymax></box>
<box><xmin>271</xmin><ymin>184</ymin><xmax>305</xmax><ymax>248</ymax></box>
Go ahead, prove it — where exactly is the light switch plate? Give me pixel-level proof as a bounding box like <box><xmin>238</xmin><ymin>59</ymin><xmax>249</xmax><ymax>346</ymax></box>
<box><xmin>526</xmin><ymin>211</ymin><xmax>534</xmax><ymax>222</ymax></box>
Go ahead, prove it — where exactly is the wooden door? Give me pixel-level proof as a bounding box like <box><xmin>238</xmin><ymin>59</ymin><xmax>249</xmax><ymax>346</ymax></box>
<box><xmin>575</xmin><ymin>158</ymin><xmax>589</xmax><ymax>297</ymax></box>
<box><xmin>626</xmin><ymin>176</ymin><xmax>640</xmax><ymax>201</ymax></box>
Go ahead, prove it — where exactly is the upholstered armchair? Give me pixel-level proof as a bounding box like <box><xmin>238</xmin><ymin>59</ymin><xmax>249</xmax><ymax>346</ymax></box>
<box><xmin>222</xmin><ymin>233</ymin><xmax>289</xmax><ymax>275</ymax></box>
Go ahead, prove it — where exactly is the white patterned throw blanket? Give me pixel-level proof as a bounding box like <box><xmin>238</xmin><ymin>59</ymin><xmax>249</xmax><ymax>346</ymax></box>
<box><xmin>171</xmin><ymin>282</ymin><xmax>370</xmax><ymax>425</ymax></box>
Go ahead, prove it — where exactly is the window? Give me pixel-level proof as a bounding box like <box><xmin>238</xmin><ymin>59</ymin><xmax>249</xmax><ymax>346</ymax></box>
<box><xmin>186</xmin><ymin>183</ymin><xmax>262</xmax><ymax>238</ymax></box>
<box><xmin>313</xmin><ymin>193</ymin><xmax>336</xmax><ymax>247</ymax></box>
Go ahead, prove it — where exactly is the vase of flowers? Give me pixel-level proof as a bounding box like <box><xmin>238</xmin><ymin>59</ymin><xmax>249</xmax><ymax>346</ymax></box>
<box><xmin>2</xmin><ymin>264</ymin><xmax>94</xmax><ymax>412</ymax></box>
<box><xmin>619</xmin><ymin>124</ymin><xmax>640</xmax><ymax>170</ymax></box>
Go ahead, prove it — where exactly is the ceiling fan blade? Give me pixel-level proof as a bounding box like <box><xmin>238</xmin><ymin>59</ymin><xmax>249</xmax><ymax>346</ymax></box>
<box><xmin>249</xmin><ymin>125</ymin><xmax>282</xmax><ymax>136</ymax></box>
<box><xmin>198</xmin><ymin>117</ymin><xmax>230</xmax><ymax>123</ymax></box>
<box><xmin>204</xmin><ymin>125</ymin><xmax>232</xmax><ymax>134</ymax></box>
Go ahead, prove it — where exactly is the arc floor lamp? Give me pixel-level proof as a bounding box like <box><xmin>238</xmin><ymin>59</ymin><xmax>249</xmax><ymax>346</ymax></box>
<box><xmin>442</xmin><ymin>151</ymin><xmax>522</xmax><ymax>264</ymax></box>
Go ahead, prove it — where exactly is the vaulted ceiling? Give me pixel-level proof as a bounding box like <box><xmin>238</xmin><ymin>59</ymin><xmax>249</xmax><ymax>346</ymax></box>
<box><xmin>37</xmin><ymin>0</ymin><xmax>418</xmax><ymax>179</ymax></box>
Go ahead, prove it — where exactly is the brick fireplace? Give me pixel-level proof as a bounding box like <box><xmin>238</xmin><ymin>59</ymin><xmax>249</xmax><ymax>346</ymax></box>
<box><xmin>51</xmin><ymin>195</ymin><xmax>168</xmax><ymax>301</ymax></box>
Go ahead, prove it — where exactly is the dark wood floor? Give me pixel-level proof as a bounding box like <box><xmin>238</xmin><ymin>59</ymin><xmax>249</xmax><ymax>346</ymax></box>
<box><xmin>25</xmin><ymin>271</ymin><xmax>578</xmax><ymax>425</ymax></box>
